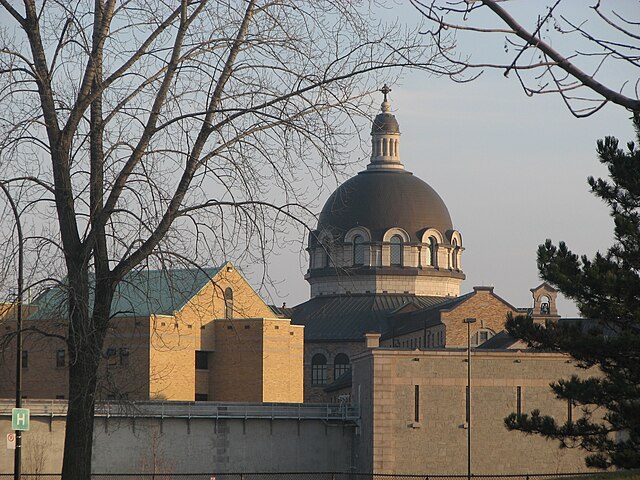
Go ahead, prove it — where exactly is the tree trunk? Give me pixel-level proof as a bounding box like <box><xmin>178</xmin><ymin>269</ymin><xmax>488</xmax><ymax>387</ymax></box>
<box><xmin>61</xmin><ymin>348</ymin><xmax>100</xmax><ymax>480</ymax></box>
<box><xmin>61</xmin><ymin>273</ymin><xmax>113</xmax><ymax>480</ymax></box>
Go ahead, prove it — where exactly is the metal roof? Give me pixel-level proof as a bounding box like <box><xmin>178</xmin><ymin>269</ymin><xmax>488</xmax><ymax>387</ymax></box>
<box><xmin>316</xmin><ymin>169</ymin><xmax>454</xmax><ymax>243</ymax></box>
<box><xmin>382</xmin><ymin>293</ymin><xmax>474</xmax><ymax>339</ymax></box>
<box><xmin>290</xmin><ymin>294</ymin><xmax>452</xmax><ymax>341</ymax></box>
<box><xmin>29</xmin><ymin>266</ymin><xmax>223</xmax><ymax>320</ymax></box>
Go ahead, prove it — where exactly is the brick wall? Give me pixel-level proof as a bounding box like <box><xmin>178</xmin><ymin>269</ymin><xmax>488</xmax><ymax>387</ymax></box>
<box><xmin>442</xmin><ymin>286</ymin><xmax>520</xmax><ymax>347</ymax></box>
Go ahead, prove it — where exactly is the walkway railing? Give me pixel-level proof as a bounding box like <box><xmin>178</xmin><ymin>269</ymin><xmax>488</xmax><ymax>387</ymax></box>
<box><xmin>0</xmin><ymin>399</ymin><xmax>359</xmax><ymax>421</ymax></box>
<box><xmin>0</xmin><ymin>473</ymin><xmax>607</xmax><ymax>480</ymax></box>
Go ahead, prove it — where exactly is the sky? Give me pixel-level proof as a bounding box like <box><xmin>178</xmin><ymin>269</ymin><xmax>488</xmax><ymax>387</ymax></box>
<box><xmin>264</xmin><ymin>1</ymin><xmax>637</xmax><ymax>317</ymax></box>
<box><xmin>0</xmin><ymin>1</ymin><xmax>635</xmax><ymax>318</ymax></box>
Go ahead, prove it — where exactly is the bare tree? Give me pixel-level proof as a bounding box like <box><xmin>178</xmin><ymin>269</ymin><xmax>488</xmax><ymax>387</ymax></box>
<box><xmin>0</xmin><ymin>1</ymin><xmax>451</xmax><ymax>479</ymax></box>
<box><xmin>412</xmin><ymin>0</ymin><xmax>640</xmax><ymax>116</ymax></box>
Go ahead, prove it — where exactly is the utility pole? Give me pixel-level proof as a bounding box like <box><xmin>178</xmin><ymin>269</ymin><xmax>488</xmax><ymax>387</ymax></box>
<box><xmin>1</xmin><ymin>182</ymin><xmax>24</xmax><ymax>480</ymax></box>
<box><xmin>463</xmin><ymin>317</ymin><xmax>476</xmax><ymax>480</ymax></box>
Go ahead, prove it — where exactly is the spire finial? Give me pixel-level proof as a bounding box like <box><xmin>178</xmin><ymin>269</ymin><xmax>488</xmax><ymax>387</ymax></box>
<box><xmin>380</xmin><ymin>84</ymin><xmax>391</xmax><ymax>103</ymax></box>
<box><xmin>380</xmin><ymin>84</ymin><xmax>392</xmax><ymax>113</ymax></box>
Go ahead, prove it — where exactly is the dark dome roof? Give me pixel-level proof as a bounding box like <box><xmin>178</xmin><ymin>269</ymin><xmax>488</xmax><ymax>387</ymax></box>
<box><xmin>372</xmin><ymin>112</ymin><xmax>400</xmax><ymax>134</ymax></box>
<box><xmin>317</xmin><ymin>169</ymin><xmax>453</xmax><ymax>242</ymax></box>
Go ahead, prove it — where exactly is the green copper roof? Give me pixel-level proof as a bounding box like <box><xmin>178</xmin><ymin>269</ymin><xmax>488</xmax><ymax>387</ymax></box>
<box><xmin>30</xmin><ymin>266</ymin><xmax>223</xmax><ymax>320</ymax></box>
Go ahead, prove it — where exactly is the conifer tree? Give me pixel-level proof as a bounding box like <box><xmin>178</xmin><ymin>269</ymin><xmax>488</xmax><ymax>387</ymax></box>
<box><xmin>505</xmin><ymin>113</ymin><xmax>640</xmax><ymax>469</ymax></box>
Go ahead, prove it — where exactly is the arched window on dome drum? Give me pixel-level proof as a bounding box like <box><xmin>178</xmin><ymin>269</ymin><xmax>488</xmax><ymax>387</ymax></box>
<box><xmin>390</xmin><ymin>235</ymin><xmax>403</xmax><ymax>266</ymax></box>
<box><xmin>428</xmin><ymin>236</ymin><xmax>438</xmax><ymax>267</ymax></box>
<box><xmin>334</xmin><ymin>353</ymin><xmax>350</xmax><ymax>379</ymax></box>
<box><xmin>353</xmin><ymin>235</ymin><xmax>365</xmax><ymax>266</ymax></box>
<box><xmin>316</xmin><ymin>242</ymin><xmax>330</xmax><ymax>269</ymax></box>
<box><xmin>311</xmin><ymin>353</ymin><xmax>327</xmax><ymax>385</ymax></box>
<box><xmin>451</xmin><ymin>239</ymin><xmax>458</xmax><ymax>270</ymax></box>
<box><xmin>224</xmin><ymin>287</ymin><xmax>233</xmax><ymax>319</ymax></box>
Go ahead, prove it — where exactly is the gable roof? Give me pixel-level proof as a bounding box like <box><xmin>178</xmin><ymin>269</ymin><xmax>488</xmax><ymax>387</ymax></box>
<box><xmin>291</xmin><ymin>294</ymin><xmax>452</xmax><ymax>341</ymax></box>
<box><xmin>381</xmin><ymin>293</ymin><xmax>474</xmax><ymax>339</ymax></box>
<box><xmin>30</xmin><ymin>266</ymin><xmax>224</xmax><ymax>320</ymax></box>
<box><xmin>474</xmin><ymin>330</ymin><xmax>525</xmax><ymax>350</ymax></box>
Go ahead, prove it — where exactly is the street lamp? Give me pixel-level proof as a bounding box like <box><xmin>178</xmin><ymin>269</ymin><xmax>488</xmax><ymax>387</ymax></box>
<box><xmin>463</xmin><ymin>317</ymin><xmax>476</xmax><ymax>480</ymax></box>
<box><xmin>0</xmin><ymin>182</ymin><xmax>24</xmax><ymax>480</ymax></box>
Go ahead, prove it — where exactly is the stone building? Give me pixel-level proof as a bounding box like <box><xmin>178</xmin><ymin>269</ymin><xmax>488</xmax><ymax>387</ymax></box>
<box><xmin>290</xmin><ymin>88</ymin><xmax>481</xmax><ymax>401</ymax></box>
<box><xmin>0</xmin><ymin>263</ymin><xmax>303</xmax><ymax>403</ymax></box>
<box><xmin>0</xmin><ymin>89</ymin><xmax>597</xmax><ymax>475</ymax></box>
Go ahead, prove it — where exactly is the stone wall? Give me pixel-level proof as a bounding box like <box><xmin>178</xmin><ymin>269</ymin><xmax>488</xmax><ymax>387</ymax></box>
<box><xmin>0</xmin><ymin>414</ymin><xmax>354</xmax><ymax>474</ymax></box>
<box><xmin>352</xmin><ymin>347</ymin><xmax>593</xmax><ymax>475</ymax></box>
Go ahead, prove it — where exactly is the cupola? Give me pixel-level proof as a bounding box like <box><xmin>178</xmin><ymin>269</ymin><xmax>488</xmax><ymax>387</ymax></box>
<box><xmin>306</xmin><ymin>87</ymin><xmax>465</xmax><ymax>299</ymax></box>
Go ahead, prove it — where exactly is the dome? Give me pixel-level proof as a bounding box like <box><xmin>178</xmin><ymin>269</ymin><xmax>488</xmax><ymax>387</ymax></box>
<box><xmin>372</xmin><ymin>112</ymin><xmax>400</xmax><ymax>135</ymax></box>
<box><xmin>317</xmin><ymin>169</ymin><xmax>453</xmax><ymax>242</ymax></box>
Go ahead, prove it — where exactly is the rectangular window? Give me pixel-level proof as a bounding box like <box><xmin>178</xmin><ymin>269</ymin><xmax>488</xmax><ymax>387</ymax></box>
<box><xmin>21</xmin><ymin>350</ymin><xmax>28</xmax><ymax>369</ymax></box>
<box><xmin>195</xmin><ymin>351</ymin><xmax>209</xmax><ymax>370</ymax></box>
<box><xmin>516</xmin><ymin>386</ymin><xmax>522</xmax><ymax>418</ymax></box>
<box><xmin>567</xmin><ymin>398</ymin><xmax>573</xmax><ymax>424</ymax></box>
<box><xmin>119</xmin><ymin>348</ymin><xmax>130</xmax><ymax>367</ymax></box>
<box><xmin>195</xmin><ymin>393</ymin><xmax>208</xmax><ymax>401</ymax></box>
<box><xmin>311</xmin><ymin>364</ymin><xmax>327</xmax><ymax>385</ymax></box>
<box><xmin>414</xmin><ymin>385</ymin><xmax>420</xmax><ymax>422</ymax></box>
<box><xmin>55</xmin><ymin>395</ymin><xmax>65</xmax><ymax>400</ymax></box>
<box><xmin>56</xmin><ymin>349</ymin><xmax>65</xmax><ymax>368</ymax></box>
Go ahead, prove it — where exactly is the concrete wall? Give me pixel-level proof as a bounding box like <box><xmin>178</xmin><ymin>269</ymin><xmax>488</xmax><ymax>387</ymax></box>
<box><xmin>352</xmin><ymin>347</ymin><xmax>594</xmax><ymax>475</ymax></box>
<box><xmin>0</xmin><ymin>415</ymin><xmax>354</xmax><ymax>474</ymax></box>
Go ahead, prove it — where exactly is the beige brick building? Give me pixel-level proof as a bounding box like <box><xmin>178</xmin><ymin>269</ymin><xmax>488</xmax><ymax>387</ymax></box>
<box><xmin>352</xmin><ymin>340</ymin><xmax>592</xmax><ymax>474</ymax></box>
<box><xmin>0</xmin><ymin>263</ymin><xmax>303</xmax><ymax>402</ymax></box>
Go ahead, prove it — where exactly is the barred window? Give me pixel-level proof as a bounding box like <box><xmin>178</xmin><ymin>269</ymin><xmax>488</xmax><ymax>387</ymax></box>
<box><xmin>353</xmin><ymin>235</ymin><xmax>365</xmax><ymax>266</ymax></box>
<box><xmin>334</xmin><ymin>353</ymin><xmax>350</xmax><ymax>379</ymax></box>
<box><xmin>390</xmin><ymin>235</ymin><xmax>403</xmax><ymax>266</ymax></box>
<box><xmin>311</xmin><ymin>353</ymin><xmax>327</xmax><ymax>385</ymax></box>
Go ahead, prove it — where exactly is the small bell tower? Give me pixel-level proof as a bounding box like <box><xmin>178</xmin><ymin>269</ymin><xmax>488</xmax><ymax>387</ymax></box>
<box><xmin>530</xmin><ymin>282</ymin><xmax>560</xmax><ymax>325</ymax></box>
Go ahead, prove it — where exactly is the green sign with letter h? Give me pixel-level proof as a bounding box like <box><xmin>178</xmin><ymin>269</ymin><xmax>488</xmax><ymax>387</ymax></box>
<box><xmin>11</xmin><ymin>408</ymin><xmax>29</xmax><ymax>431</ymax></box>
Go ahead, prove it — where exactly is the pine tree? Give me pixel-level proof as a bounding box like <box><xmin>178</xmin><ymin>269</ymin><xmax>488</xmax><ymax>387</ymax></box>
<box><xmin>505</xmin><ymin>113</ymin><xmax>640</xmax><ymax>470</ymax></box>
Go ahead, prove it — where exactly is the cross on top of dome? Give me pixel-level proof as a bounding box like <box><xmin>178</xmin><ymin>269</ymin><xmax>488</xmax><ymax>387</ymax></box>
<box><xmin>380</xmin><ymin>84</ymin><xmax>392</xmax><ymax>112</ymax></box>
<box><xmin>369</xmin><ymin>85</ymin><xmax>401</xmax><ymax>169</ymax></box>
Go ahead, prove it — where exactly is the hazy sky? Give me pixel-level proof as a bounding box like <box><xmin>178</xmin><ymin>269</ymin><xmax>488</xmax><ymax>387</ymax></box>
<box><xmin>264</xmin><ymin>1</ymin><xmax>637</xmax><ymax>317</ymax></box>
<box><xmin>1</xmin><ymin>2</ymin><xmax>635</xmax><ymax>318</ymax></box>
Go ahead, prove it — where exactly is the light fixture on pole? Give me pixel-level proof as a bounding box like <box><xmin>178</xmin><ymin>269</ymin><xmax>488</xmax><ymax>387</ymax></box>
<box><xmin>0</xmin><ymin>182</ymin><xmax>24</xmax><ymax>480</ymax></box>
<box><xmin>463</xmin><ymin>317</ymin><xmax>476</xmax><ymax>480</ymax></box>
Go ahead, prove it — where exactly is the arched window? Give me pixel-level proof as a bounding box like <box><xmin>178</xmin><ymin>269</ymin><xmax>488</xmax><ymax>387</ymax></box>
<box><xmin>322</xmin><ymin>242</ymin><xmax>331</xmax><ymax>268</ymax></box>
<box><xmin>471</xmin><ymin>329</ymin><xmax>495</xmax><ymax>347</ymax></box>
<box><xmin>311</xmin><ymin>354</ymin><xmax>327</xmax><ymax>385</ymax></box>
<box><xmin>428</xmin><ymin>236</ymin><xmax>438</xmax><ymax>267</ymax></box>
<box><xmin>334</xmin><ymin>353</ymin><xmax>350</xmax><ymax>379</ymax></box>
<box><xmin>390</xmin><ymin>235</ymin><xmax>403</xmax><ymax>266</ymax></box>
<box><xmin>224</xmin><ymin>287</ymin><xmax>233</xmax><ymax>319</ymax></box>
<box><xmin>353</xmin><ymin>235</ymin><xmax>365</xmax><ymax>266</ymax></box>
<box><xmin>451</xmin><ymin>239</ymin><xmax>458</xmax><ymax>270</ymax></box>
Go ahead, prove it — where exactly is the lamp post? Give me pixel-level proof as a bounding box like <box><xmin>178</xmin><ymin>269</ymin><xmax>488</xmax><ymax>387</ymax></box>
<box><xmin>463</xmin><ymin>317</ymin><xmax>476</xmax><ymax>480</ymax></box>
<box><xmin>0</xmin><ymin>182</ymin><xmax>24</xmax><ymax>480</ymax></box>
